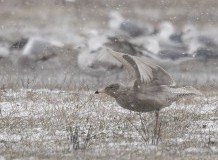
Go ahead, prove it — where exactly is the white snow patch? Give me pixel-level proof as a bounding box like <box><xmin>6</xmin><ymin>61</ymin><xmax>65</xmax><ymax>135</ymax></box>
<box><xmin>184</xmin><ymin>147</ymin><xmax>211</xmax><ymax>154</ymax></box>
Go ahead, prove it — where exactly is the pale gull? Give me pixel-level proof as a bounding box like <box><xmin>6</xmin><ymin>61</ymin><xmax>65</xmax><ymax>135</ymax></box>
<box><xmin>95</xmin><ymin>48</ymin><xmax>202</xmax><ymax>143</ymax></box>
<box><xmin>182</xmin><ymin>24</ymin><xmax>218</xmax><ymax>54</ymax></box>
<box><xmin>77</xmin><ymin>47</ymin><xmax>123</xmax><ymax>80</ymax></box>
<box><xmin>12</xmin><ymin>37</ymin><xmax>64</xmax><ymax>68</ymax></box>
<box><xmin>109</xmin><ymin>11</ymin><xmax>154</xmax><ymax>37</ymax></box>
<box><xmin>158</xmin><ymin>21</ymin><xmax>184</xmax><ymax>43</ymax></box>
<box><xmin>77</xmin><ymin>34</ymin><xmax>147</xmax><ymax>79</ymax></box>
<box><xmin>157</xmin><ymin>21</ymin><xmax>187</xmax><ymax>52</ymax></box>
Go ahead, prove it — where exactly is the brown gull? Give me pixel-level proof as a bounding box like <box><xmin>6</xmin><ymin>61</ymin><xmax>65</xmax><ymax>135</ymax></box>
<box><xmin>95</xmin><ymin>48</ymin><xmax>201</xmax><ymax>143</ymax></box>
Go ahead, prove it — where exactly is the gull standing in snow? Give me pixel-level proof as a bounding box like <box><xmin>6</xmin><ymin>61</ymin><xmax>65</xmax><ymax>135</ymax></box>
<box><xmin>182</xmin><ymin>24</ymin><xmax>218</xmax><ymax>48</ymax></box>
<box><xmin>11</xmin><ymin>37</ymin><xmax>64</xmax><ymax>68</ymax></box>
<box><xmin>158</xmin><ymin>21</ymin><xmax>182</xmax><ymax>43</ymax></box>
<box><xmin>157</xmin><ymin>21</ymin><xmax>185</xmax><ymax>49</ymax></box>
<box><xmin>130</xmin><ymin>22</ymin><xmax>190</xmax><ymax>62</ymax></box>
<box><xmin>22</xmin><ymin>37</ymin><xmax>63</xmax><ymax>60</ymax></box>
<box><xmin>77</xmin><ymin>46</ymin><xmax>123</xmax><ymax>80</ymax></box>
<box><xmin>182</xmin><ymin>24</ymin><xmax>218</xmax><ymax>58</ymax></box>
<box><xmin>95</xmin><ymin>48</ymin><xmax>201</xmax><ymax>143</ymax></box>
<box><xmin>154</xmin><ymin>21</ymin><xmax>189</xmax><ymax>61</ymax></box>
<box><xmin>77</xmin><ymin>30</ymin><xmax>122</xmax><ymax>79</ymax></box>
<box><xmin>109</xmin><ymin>11</ymin><xmax>154</xmax><ymax>37</ymax></box>
<box><xmin>77</xmin><ymin>30</ymin><xmax>147</xmax><ymax>80</ymax></box>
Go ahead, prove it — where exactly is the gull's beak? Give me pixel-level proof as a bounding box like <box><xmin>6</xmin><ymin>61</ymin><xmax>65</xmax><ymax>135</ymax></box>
<box><xmin>95</xmin><ymin>88</ymin><xmax>105</xmax><ymax>94</ymax></box>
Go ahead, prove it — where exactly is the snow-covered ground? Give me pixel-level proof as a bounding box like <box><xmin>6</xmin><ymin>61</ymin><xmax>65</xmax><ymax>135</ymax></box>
<box><xmin>0</xmin><ymin>89</ymin><xmax>217</xmax><ymax>159</ymax></box>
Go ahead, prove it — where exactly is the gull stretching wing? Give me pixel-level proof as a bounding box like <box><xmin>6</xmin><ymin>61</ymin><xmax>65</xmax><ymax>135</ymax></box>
<box><xmin>106</xmin><ymin>48</ymin><xmax>175</xmax><ymax>86</ymax></box>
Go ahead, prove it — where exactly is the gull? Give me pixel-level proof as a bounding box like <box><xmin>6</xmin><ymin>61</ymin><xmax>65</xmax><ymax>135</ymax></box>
<box><xmin>158</xmin><ymin>49</ymin><xmax>191</xmax><ymax>60</ymax></box>
<box><xmin>95</xmin><ymin>48</ymin><xmax>201</xmax><ymax>143</ymax></box>
<box><xmin>129</xmin><ymin>36</ymin><xmax>190</xmax><ymax>62</ymax></box>
<box><xmin>105</xmin><ymin>36</ymin><xmax>144</xmax><ymax>55</ymax></box>
<box><xmin>10</xmin><ymin>37</ymin><xmax>64</xmax><ymax>69</ymax></box>
<box><xmin>77</xmin><ymin>34</ymin><xmax>146</xmax><ymax>80</ymax></box>
<box><xmin>21</xmin><ymin>37</ymin><xmax>63</xmax><ymax>59</ymax></box>
<box><xmin>77</xmin><ymin>47</ymin><xmax>123</xmax><ymax>80</ymax></box>
<box><xmin>158</xmin><ymin>21</ymin><xmax>183</xmax><ymax>43</ymax></box>
<box><xmin>77</xmin><ymin>31</ymin><xmax>123</xmax><ymax>79</ymax></box>
<box><xmin>132</xmin><ymin>22</ymin><xmax>188</xmax><ymax>62</ymax></box>
<box><xmin>157</xmin><ymin>21</ymin><xmax>186</xmax><ymax>51</ymax></box>
<box><xmin>182</xmin><ymin>24</ymin><xmax>218</xmax><ymax>54</ymax></box>
<box><xmin>182</xmin><ymin>24</ymin><xmax>218</xmax><ymax>47</ymax></box>
<box><xmin>193</xmin><ymin>48</ymin><xmax>218</xmax><ymax>62</ymax></box>
<box><xmin>109</xmin><ymin>11</ymin><xmax>154</xmax><ymax>37</ymax></box>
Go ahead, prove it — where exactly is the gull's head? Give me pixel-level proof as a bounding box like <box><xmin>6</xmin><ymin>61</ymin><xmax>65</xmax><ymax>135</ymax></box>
<box><xmin>109</xmin><ymin>11</ymin><xmax>123</xmax><ymax>21</ymax></box>
<box><xmin>183</xmin><ymin>24</ymin><xmax>196</xmax><ymax>34</ymax></box>
<box><xmin>95</xmin><ymin>83</ymin><xmax>120</xmax><ymax>97</ymax></box>
<box><xmin>158</xmin><ymin>21</ymin><xmax>175</xmax><ymax>39</ymax></box>
<box><xmin>144</xmin><ymin>38</ymin><xmax>160</xmax><ymax>54</ymax></box>
<box><xmin>182</xmin><ymin>24</ymin><xmax>197</xmax><ymax>42</ymax></box>
<box><xmin>109</xmin><ymin>11</ymin><xmax>124</xmax><ymax>30</ymax></box>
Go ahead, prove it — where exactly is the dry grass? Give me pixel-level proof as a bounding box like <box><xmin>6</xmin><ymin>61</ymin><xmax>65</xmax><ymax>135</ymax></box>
<box><xmin>0</xmin><ymin>88</ymin><xmax>217</xmax><ymax>159</ymax></box>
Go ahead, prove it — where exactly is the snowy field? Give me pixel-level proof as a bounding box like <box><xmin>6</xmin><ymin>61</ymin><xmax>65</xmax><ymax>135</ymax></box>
<box><xmin>0</xmin><ymin>89</ymin><xmax>217</xmax><ymax>159</ymax></box>
<box><xmin>0</xmin><ymin>0</ymin><xmax>218</xmax><ymax>159</ymax></box>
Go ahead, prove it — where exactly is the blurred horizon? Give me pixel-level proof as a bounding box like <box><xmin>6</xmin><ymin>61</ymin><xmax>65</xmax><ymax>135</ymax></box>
<box><xmin>1</xmin><ymin>0</ymin><xmax>218</xmax><ymax>27</ymax></box>
<box><xmin>0</xmin><ymin>0</ymin><xmax>218</xmax><ymax>89</ymax></box>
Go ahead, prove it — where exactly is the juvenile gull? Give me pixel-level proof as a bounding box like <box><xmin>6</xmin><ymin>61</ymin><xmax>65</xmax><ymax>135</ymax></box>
<box><xmin>95</xmin><ymin>48</ymin><xmax>201</xmax><ymax>142</ymax></box>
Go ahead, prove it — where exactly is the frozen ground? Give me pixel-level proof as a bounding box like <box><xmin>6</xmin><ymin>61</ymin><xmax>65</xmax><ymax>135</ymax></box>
<box><xmin>0</xmin><ymin>89</ymin><xmax>217</xmax><ymax>159</ymax></box>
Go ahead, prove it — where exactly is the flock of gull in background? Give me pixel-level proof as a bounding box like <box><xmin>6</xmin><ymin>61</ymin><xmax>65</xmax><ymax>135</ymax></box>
<box><xmin>0</xmin><ymin>11</ymin><xmax>218</xmax><ymax>78</ymax></box>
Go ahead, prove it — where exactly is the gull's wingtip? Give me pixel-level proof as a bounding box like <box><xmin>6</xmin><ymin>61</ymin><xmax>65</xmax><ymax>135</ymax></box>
<box><xmin>170</xmin><ymin>79</ymin><xmax>176</xmax><ymax>87</ymax></box>
<box><xmin>104</xmin><ymin>47</ymin><xmax>124</xmax><ymax>58</ymax></box>
<box><xmin>103</xmin><ymin>47</ymin><xmax>114</xmax><ymax>54</ymax></box>
<box><xmin>184</xmin><ymin>86</ymin><xmax>203</xmax><ymax>96</ymax></box>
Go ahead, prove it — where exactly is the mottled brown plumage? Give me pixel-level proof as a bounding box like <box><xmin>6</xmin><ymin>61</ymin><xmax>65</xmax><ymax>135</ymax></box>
<box><xmin>95</xmin><ymin>48</ymin><xmax>201</xmax><ymax>112</ymax></box>
<box><xmin>95</xmin><ymin>48</ymin><xmax>201</xmax><ymax>143</ymax></box>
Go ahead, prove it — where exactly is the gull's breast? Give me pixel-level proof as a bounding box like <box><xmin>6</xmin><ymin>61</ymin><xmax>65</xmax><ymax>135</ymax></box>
<box><xmin>115</xmin><ymin>94</ymin><xmax>164</xmax><ymax>112</ymax></box>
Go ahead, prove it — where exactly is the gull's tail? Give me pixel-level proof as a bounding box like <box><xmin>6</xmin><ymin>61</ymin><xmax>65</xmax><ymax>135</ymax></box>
<box><xmin>170</xmin><ymin>86</ymin><xmax>202</xmax><ymax>96</ymax></box>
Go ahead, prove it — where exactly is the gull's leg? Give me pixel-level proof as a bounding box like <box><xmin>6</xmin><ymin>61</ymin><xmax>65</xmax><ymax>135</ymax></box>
<box><xmin>153</xmin><ymin>110</ymin><xmax>161</xmax><ymax>144</ymax></box>
<box><xmin>156</xmin><ymin>111</ymin><xmax>162</xmax><ymax>144</ymax></box>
